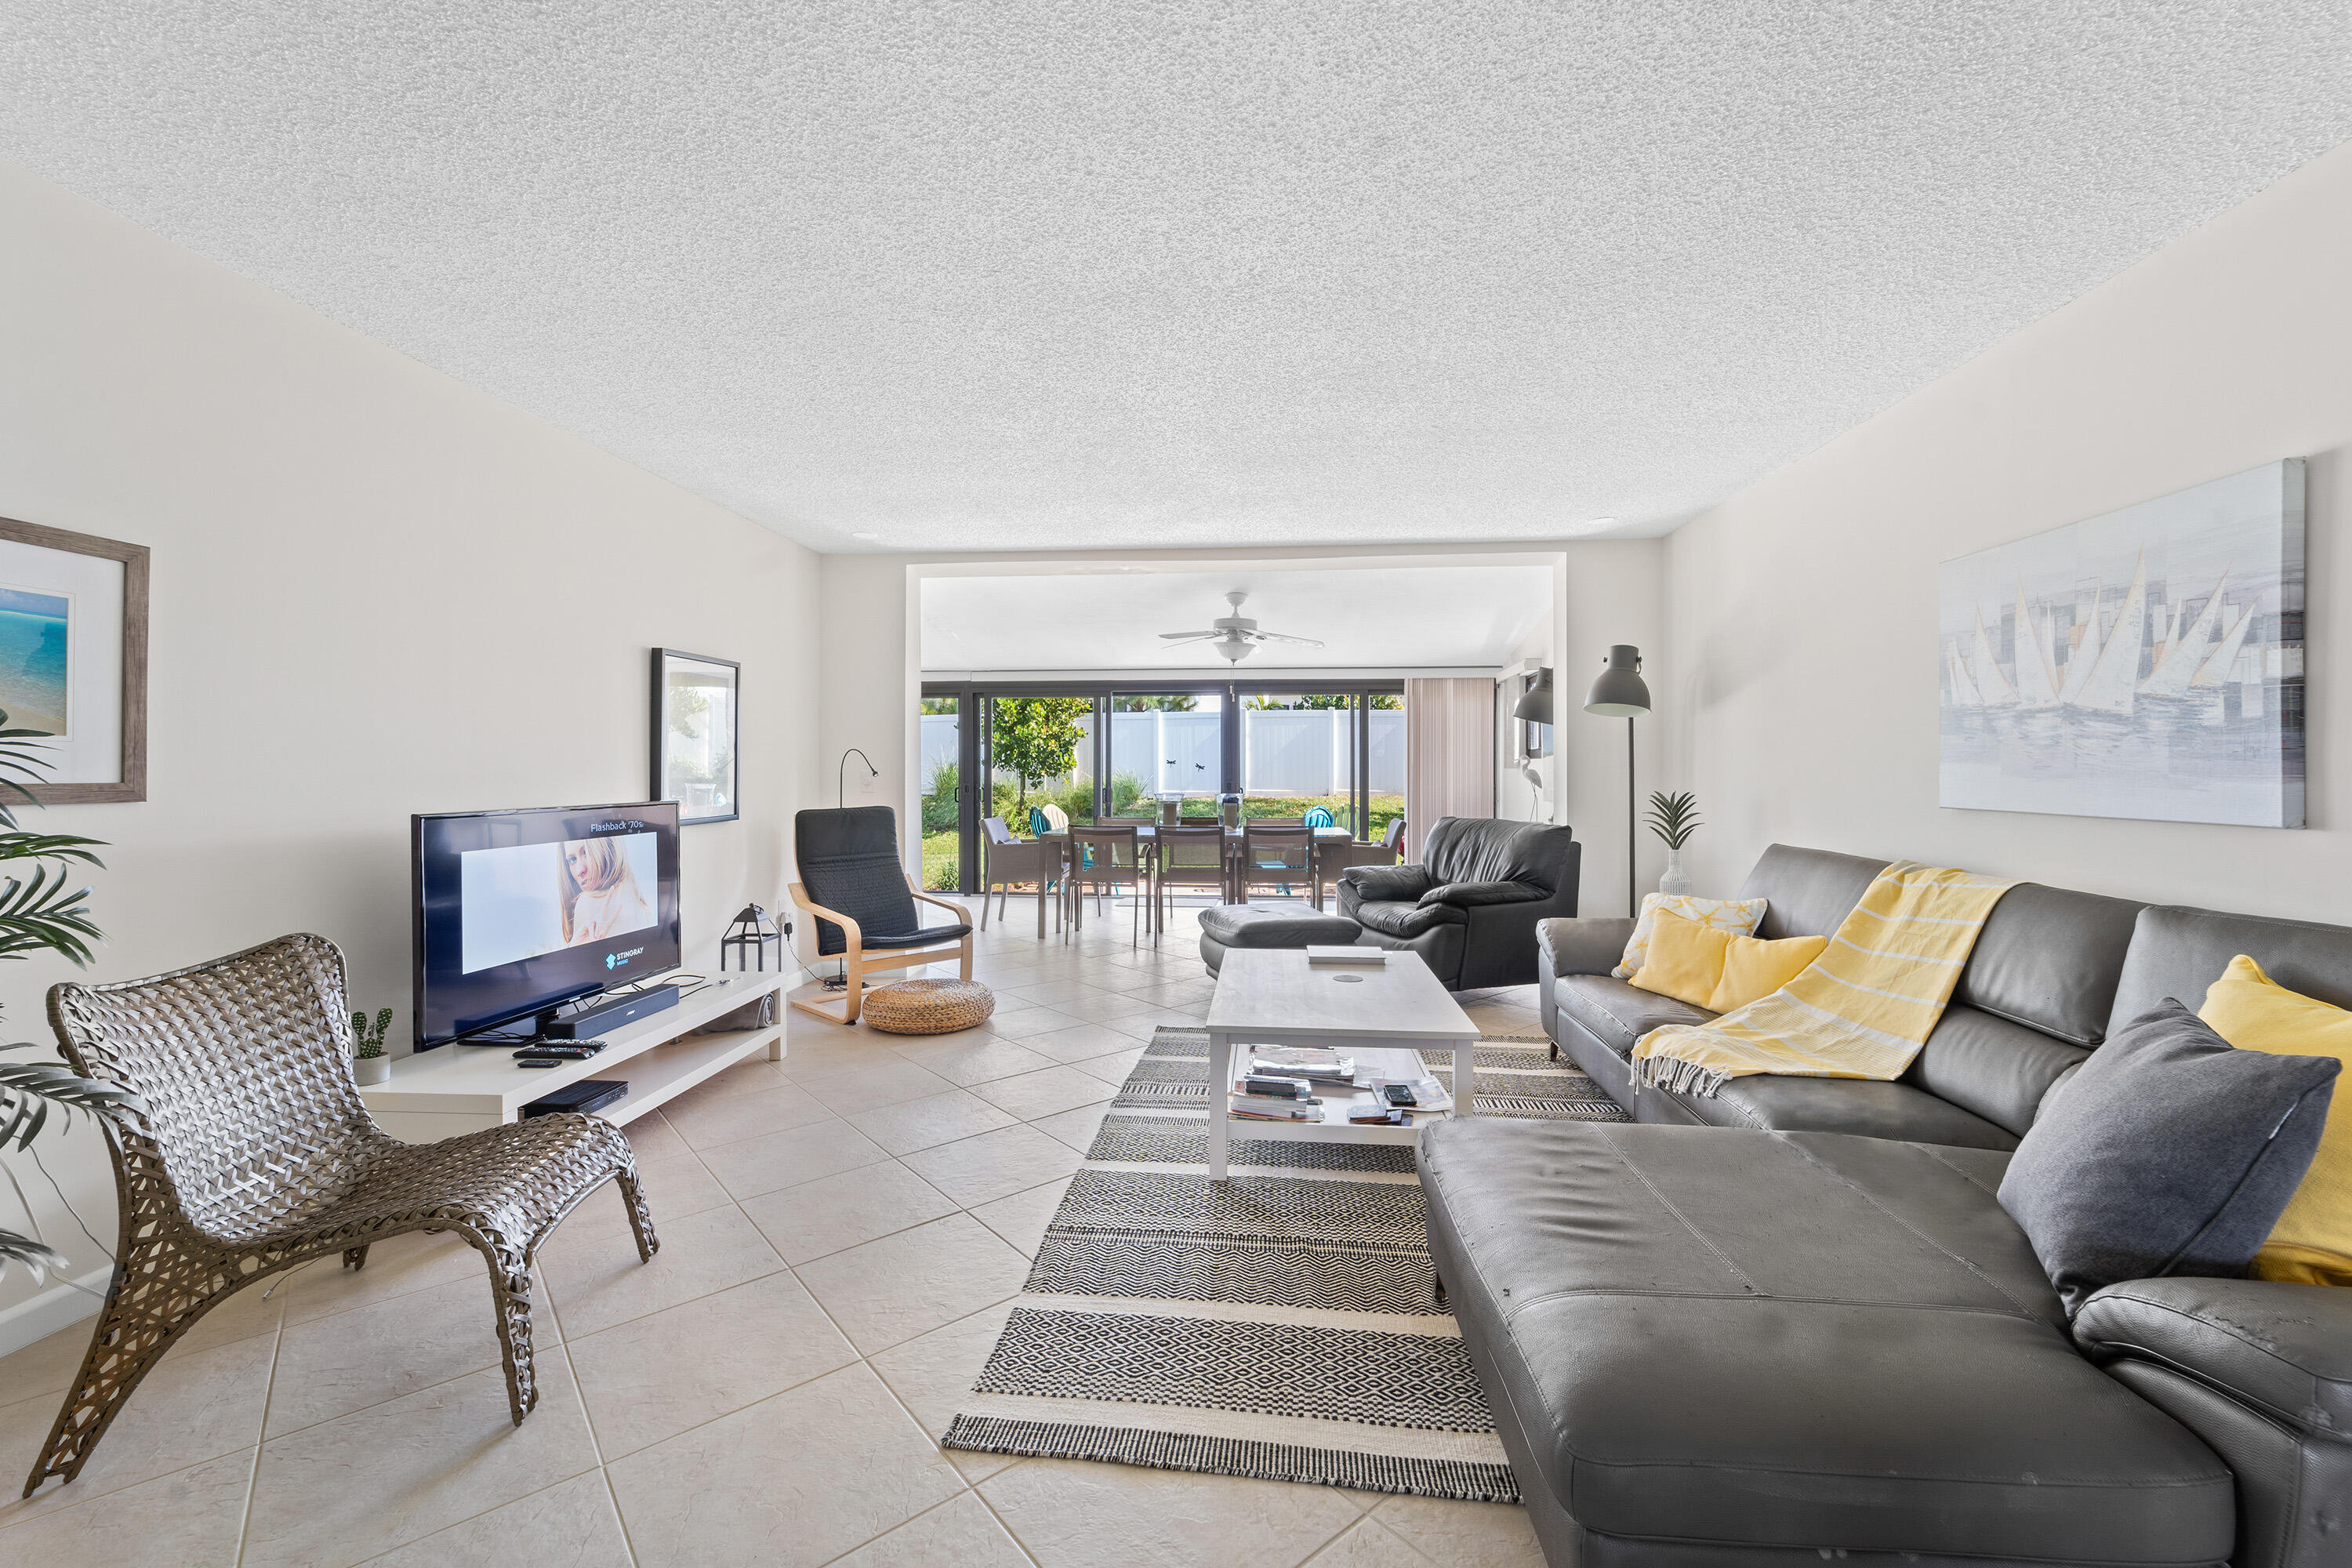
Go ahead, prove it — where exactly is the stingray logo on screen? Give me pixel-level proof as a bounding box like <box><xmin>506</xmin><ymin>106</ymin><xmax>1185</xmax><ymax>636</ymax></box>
<box><xmin>607</xmin><ymin>946</ymin><xmax>645</xmax><ymax>972</ymax></box>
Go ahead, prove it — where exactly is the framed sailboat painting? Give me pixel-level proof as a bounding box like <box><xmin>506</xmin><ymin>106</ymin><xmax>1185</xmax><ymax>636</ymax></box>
<box><xmin>1938</xmin><ymin>459</ymin><xmax>2304</xmax><ymax>828</ymax></box>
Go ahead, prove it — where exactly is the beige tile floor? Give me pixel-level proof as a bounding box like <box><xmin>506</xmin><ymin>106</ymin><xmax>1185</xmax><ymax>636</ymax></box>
<box><xmin>0</xmin><ymin>896</ymin><xmax>1550</xmax><ymax>1568</ymax></box>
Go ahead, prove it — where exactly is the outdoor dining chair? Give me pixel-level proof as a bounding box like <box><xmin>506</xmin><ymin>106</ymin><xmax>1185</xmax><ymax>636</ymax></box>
<box><xmin>1237</xmin><ymin>823</ymin><xmax>1315</xmax><ymax>901</ymax></box>
<box><xmin>1154</xmin><ymin>824</ymin><xmax>1232</xmax><ymax>924</ymax></box>
<box><xmin>1066</xmin><ymin>824</ymin><xmax>1150</xmax><ymax>945</ymax></box>
<box><xmin>982</xmin><ymin>815</ymin><xmax>1065</xmax><ymax>938</ymax></box>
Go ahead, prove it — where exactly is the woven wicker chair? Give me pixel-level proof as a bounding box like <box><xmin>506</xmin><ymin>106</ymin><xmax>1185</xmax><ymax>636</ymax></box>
<box><xmin>21</xmin><ymin>932</ymin><xmax>655</xmax><ymax>1498</ymax></box>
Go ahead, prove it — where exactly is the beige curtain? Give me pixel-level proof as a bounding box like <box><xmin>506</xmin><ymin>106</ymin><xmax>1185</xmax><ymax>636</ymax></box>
<box><xmin>1403</xmin><ymin>678</ymin><xmax>1495</xmax><ymax>861</ymax></box>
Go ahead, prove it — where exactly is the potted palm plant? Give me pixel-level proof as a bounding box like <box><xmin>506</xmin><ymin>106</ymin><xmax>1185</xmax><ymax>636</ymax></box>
<box><xmin>0</xmin><ymin>712</ymin><xmax>136</xmax><ymax>1290</ymax></box>
<box><xmin>1646</xmin><ymin>790</ymin><xmax>1703</xmax><ymax>897</ymax></box>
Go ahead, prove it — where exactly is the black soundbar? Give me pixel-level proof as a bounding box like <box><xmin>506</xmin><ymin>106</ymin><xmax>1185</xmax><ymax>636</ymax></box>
<box><xmin>539</xmin><ymin>982</ymin><xmax>680</xmax><ymax>1040</ymax></box>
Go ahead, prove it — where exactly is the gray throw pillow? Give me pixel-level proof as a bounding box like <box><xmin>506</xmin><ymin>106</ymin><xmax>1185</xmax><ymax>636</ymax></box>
<box><xmin>1998</xmin><ymin>998</ymin><xmax>2337</xmax><ymax>1316</ymax></box>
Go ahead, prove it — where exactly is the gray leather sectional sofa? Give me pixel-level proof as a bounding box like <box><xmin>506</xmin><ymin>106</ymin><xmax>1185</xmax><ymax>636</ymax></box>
<box><xmin>1419</xmin><ymin>844</ymin><xmax>2352</xmax><ymax>1567</ymax></box>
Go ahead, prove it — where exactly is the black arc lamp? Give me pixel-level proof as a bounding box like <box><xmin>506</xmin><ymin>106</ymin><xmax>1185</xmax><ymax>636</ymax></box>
<box><xmin>1583</xmin><ymin>645</ymin><xmax>1652</xmax><ymax>916</ymax></box>
<box><xmin>838</xmin><ymin>747</ymin><xmax>877</xmax><ymax>808</ymax></box>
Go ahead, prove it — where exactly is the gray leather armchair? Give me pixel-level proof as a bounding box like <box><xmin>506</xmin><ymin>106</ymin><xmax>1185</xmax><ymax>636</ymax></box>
<box><xmin>1336</xmin><ymin>816</ymin><xmax>1578</xmax><ymax>989</ymax></box>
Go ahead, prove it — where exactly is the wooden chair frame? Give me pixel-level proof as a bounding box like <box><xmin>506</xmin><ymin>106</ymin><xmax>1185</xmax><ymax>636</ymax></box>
<box><xmin>788</xmin><ymin>873</ymin><xmax>975</xmax><ymax>1025</ymax></box>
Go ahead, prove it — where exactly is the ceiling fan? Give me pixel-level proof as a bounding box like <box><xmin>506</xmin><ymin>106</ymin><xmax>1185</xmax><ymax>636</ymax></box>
<box><xmin>1157</xmin><ymin>590</ymin><xmax>1325</xmax><ymax>663</ymax></box>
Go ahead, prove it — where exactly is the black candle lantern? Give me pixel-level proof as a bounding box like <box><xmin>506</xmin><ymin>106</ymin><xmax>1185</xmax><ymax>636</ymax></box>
<box><xmin>720</xmin><ymin>904</ymin><xmax>785</xmax><ymax>971</ymax></box>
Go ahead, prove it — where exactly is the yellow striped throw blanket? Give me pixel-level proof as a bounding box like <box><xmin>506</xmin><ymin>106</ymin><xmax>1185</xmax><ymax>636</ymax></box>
<box><xmin>1631</xmin><ymin>862</ymin><xmax>2015</xmax><ymax>1097</ymax></box>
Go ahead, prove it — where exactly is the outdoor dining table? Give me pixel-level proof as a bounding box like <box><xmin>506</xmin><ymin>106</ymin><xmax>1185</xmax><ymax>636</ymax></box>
<box><xmin>1038</xmin><ymin>824</ymin><xmax>1357</xmax><ymax>931</ymax></box>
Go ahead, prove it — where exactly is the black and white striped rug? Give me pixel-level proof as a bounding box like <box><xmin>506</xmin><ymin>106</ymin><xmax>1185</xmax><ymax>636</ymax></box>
<box><xmin>941</xmin><ymin>1026</ymin><xmax>1628</xmax><ymax>1503</ymax></box>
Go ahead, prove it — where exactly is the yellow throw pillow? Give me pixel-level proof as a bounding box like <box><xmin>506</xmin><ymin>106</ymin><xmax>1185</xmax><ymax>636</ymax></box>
<box><xmin>1631</xmin><ymin>908</ymin><xmax>1732</xmax><ymax>1009</ymax></box>
<box><xmin>2199</xmin><ymin>954</ymin><xmax>2352</xmax><ymax>1287</ymax></box>
<box><xmin>1614</xmin><ymin>893</ymin><xmax>1768</xmax><ymax>978</ymax></box>
<box><xmin>1709</xmin><ymin>932</ymin><xmax>1829</xmax><ymax>1014</ymax></box>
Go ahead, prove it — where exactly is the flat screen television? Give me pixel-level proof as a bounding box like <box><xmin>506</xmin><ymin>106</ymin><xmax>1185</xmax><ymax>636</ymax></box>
<box><xmin>412</xmin><ymin>801</ymin><xmax>681</xmax><ymax>1050</ymax></box>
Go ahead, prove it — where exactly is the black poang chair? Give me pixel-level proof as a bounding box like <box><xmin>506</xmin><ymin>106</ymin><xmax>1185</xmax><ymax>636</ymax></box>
<box><xmin>789</xmin><ymin>806</ymin><xmax>975</xmax><ymax>1025</ymax></box>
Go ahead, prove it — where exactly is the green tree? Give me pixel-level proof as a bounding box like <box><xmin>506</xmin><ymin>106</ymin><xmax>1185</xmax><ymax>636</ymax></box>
<box><xmin>990</xmin><ymin>698</ymin><xmax>1090</xmax><ymax>813</ymax></box>
<box><xmin>1116</xmin><ymin>695</ymin><xmax>1197</xmax><ymax>713</ymax></box>
<box><xmin>1244</xmin><ymin>693</ymin><xmax>1401</xmax><ymax>710</ymax></box>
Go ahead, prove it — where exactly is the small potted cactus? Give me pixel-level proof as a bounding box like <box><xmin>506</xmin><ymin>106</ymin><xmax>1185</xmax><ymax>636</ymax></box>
<box><xmin>351</xmin><ymin>1007</ymin><xmax>393</xmax><ymax>1086</ymax></box>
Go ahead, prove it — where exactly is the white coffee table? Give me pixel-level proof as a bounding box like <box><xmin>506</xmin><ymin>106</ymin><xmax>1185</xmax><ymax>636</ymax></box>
<box><xmin>1202</xmin><ymin>949</ymin><xmax>1480</xmax><ymax>1181</ymax></box>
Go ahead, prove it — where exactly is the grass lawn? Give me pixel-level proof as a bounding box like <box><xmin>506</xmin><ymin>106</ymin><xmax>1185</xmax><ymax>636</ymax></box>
<box><xmin>920</xmin><ymin>829</ymin><xmax>959</xmax><ymax>891</ymax></box>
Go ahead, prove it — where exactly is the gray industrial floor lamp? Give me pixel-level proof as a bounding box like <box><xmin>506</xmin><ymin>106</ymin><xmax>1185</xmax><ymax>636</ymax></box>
<box><xmin>1583</xmin><ymin>645</ymin><xmax>1652</xmax><ymax>916</ymax></box>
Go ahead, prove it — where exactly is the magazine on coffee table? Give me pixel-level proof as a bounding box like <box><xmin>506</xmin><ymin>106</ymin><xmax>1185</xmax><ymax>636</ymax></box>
<box><xmin>1230</xmin><ymin>1068</ymin><xmax>1452</xmax><ymax>1118</ymax></box>
<box><xmin>1247</xmin><ymin>1046</ymin><xmax>1356</xmax><ymax>1083</ymax></box>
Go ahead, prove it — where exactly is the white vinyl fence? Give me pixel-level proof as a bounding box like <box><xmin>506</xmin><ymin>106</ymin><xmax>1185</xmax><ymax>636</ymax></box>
<box><xmin>918</xmin><ymin>709</ymin><xmax>1403</xmax><ymax>796</ymax></box>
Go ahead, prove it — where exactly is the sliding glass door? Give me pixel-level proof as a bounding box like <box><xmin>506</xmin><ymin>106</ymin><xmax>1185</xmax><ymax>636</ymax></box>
<box><xmin>1109</xmin><ymin>690</ymin><xmax>1225</xmax><ymax>818</ymax></box>
<box><xmin>985</xmin><ymin>693</ymin><xmax>1094</xmax><ymax>836</ymax></box>
<box><xmin>918</xmin><ymin>695</ymin><xmax>963</xmax><ymax>891</ymax></box>
<box><xmin>1235</xmin><ymin>691</ymin><xmax>1405</xmax><ymax>839</ymax></box>
<box><xmin>1364</xmin><ymin>691</ymin><xmax>1406</xmax><ymax>844</ymax></box>
<box><xmin>1238</xmin><ymin>691</ymin><xmax>1356</xmax><ymax>828</ymax></box>
<box><xmin>920</xmin><ymin>680</ymin><xmax>1403</xmax><ymax>893</ymax></box>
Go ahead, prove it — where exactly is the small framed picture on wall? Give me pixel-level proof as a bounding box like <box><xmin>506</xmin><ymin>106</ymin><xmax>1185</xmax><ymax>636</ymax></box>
<box><xmin>0</xmin><ymin>517</ymin><xmax>149</xmax><ymax>804</ymax></box>
<box><xmin>651</xmin><ymin>648</ymin><xmax>739</xmax><ymax>825</ymax></box>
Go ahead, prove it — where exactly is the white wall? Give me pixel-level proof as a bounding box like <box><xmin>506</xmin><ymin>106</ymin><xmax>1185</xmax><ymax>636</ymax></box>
<box><xmin>1664</xmin><ymin>138</ymin><xmax>2352</xmax><ymax>919</ymax></box>
<box><xmin>0</xmin><ymin>163</ymin><xmax>822</xmax><ymax>1346</ymax></box>
<box><xmin>818</xmin><ymin>540</ymin><xmax>1664</xmax><ymax>942</ymax></box>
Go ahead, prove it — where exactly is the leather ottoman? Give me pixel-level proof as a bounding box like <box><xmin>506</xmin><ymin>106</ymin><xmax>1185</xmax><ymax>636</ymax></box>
<box><xmin>1197</xmin><ymin>902</ymin><xmax>1363</xmax><ymax>978</ymax></box>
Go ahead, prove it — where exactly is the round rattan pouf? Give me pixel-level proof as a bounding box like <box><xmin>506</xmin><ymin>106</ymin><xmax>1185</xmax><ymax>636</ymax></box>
<box><xmin>862</xmin><ymin>978</ymin><xmax>996</xmax><ymax>1035</ymax></box>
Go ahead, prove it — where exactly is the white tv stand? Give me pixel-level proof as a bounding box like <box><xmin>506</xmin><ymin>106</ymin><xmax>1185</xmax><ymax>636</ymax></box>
<box><xmin>359</xmin><ymin>974</ymin><xmax>787</xmax><ymax>1143</ymax></box>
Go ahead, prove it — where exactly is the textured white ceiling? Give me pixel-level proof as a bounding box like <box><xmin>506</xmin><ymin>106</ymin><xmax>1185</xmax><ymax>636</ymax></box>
<box><xmin>922</xmin><ymin>564</ymin><xmax>1553</xmax><ymax>673</ymax></box>
<box><xmin>5</xmin><ymin>5</ymin><xmax>2350</xmax><ymax>554</ymax></box>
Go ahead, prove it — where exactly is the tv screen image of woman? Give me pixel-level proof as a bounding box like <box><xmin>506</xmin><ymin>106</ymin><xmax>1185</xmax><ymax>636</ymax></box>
<box><xmin>561</xmin><ymin>834</ymin><xmax>655</xmax><ymax>947</ymax></box>
<box><xmin>459</xmin><ymin>830</ymin><xmax>661</xmax><ymax>974</ymax></box>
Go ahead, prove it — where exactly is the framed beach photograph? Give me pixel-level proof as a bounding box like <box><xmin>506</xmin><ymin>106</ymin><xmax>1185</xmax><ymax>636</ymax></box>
<box><xmin>0</xmin><ymin>517</ymin><xmax>149</xmax><ymax>804</ymax></box>
<box><xmin>1938</xmin><ymin>459</ymin><xmax>2304</xmax><ymax>828</ymax></box>
<box><xmin>650</xmin><ymin>648</ymin><xmax>740</xmax><ymax>825</ymax></box>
